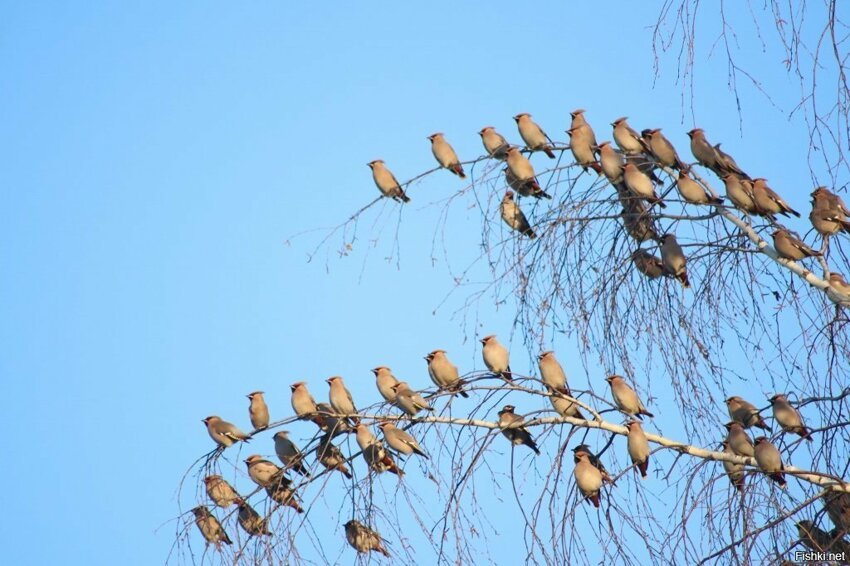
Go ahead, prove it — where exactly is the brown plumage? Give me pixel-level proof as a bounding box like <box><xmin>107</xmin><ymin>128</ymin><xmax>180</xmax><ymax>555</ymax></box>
<box><xmin>479</xmin><ymin>126</ymin><xmax>510</xmax><ymax>160</ymax></box>
<box><xmin>202</xmin><ymin>415</ymin><xmax>250</xmax><ymax>448</ymax></box>
<box><xmin>315</xmin><ymin>435</ymin><xmax>353</xmax><ymax>479</ymax></box>
<box><xmin>625</xmin><ymin>420</ymin><xmax>650</xmax><ymax>479</ymax></box>
<box><xmin>720</xmin><ymin>440</ymin><xmax>746</xmax><ymax>493</ymax></box>
<box><xmin>235</xmin><ymin>499</ymin><xmax>272</xmax><ymax>536</ymax></box>
<box><xmin>427</xmin><ymin>132</ymin><xmax>466</xmax><ymax>178</ymax></box>
<box><xmin>500</xmin><ymin>190</ymin><xmax>537</xmax><ymax>239</ymax></box>
<box><xmin>631</xmin><ymin>249</ymin><xmax>665</xmax><ymax>279</ymax></box>
<box><xmin>810</xmin><ymin>186</ymin><xmax>850</xmax><ymax>236</ymax></box>
<box><xmin>722</xmin><ymin>173</ymin><xmax>759</xmax><ymax>214</ymax></box>
<box><xmin>191</xmin><ymin>506</ymin><xmax>232</xmax><ymax>548</ymax></box>
<box><xmin>769</xmin><ymin>393</ymin><xmax>812</xmax><ymax>441</ymax></box>
<box><xmin>606</xmin><ymin>375</ymin><xmax>654</xmax><ymax>418</ymax></box>
<box><xmin>623</xmin><ymin>162</ymin><xmax>666</xmax><ymax>208</ymax></box>
<box><xmin>247</xmin><ymin>391</ymin><xmax>269</xmax><ymax>431</ymax></box>
<box><xmin>567</xmin><ymin>126</ymin><xmax>602</xmax><ymax>173</ymax></box>
<box><xmin>660</xmin><ymin>234</ymin><xmax>690</xmax><ymax>288</ymax></box>
<box><xmin>203</xmin><ymin>475</ymin><xmax>240</xmax><ymax>508</ymax></box>
<box><xmin>572</xmin><ymin>444</ymin><xmax>615</xmax><ymax>485</ymax></box>
<box><xmin>514</xmin><ymin>113</ymin><xmax>556</xmax><ymax>158</ymax></box>
<box><xmin>368</xmin><ymin>159</ymin><xmax>410</xmax><ymax>203</ymax></box>
<box><xmin>676</xmin><ymin>170</ymin><xmax>723</xmax><ymax>205</ymax></box>
<box><xmin>497</xmin><ymin>405</ymin><xmax>540</xmax><ymax>455</ymax></box>
<box><xmin>344</xmin><ymin>519</ymin><xmax>391</xmax><ymax>557</ymax></box>
<box><xmin>751</xmin><ymin>178</ymin><xmax>800</xmax><ymax>218</ymax></box>
<box><xmin>772</xmin><ymin>228</ymin><xmax>822</xmax><ymax>261</ymax></box>
<box><xmin>573</xmin><ymin>451</ymin><xmax>603</xmax><ymax>508</ymax></box>
<box><xmin>726</xmin><ymin>396</ymin><xmax>770</xmax><ymax>431</ymax></box>
<box><xmin>753</xmin><ymin>436</ymin><xmax>786</xmax><ymax>488</ymax></box>
<box><xmin>504</xmin><ymin>166</ymin><xmax>551</xmax><ymax>199</ymax></box>
<box><xmin>643</xmin><ymin>128</ymin><xmax>686</xmax><ymax>170</ymax></box>
<box><xmin>611</xmin><ymin>117</ymin><xmax>646</xmax><ymax>155</ymax></box>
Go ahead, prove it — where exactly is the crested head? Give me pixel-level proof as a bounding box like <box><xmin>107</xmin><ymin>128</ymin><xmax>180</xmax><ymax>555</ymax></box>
<box><xmin>244</xmin><ymin>454</ymin><xmax>262</xmax><ymax>464</ymax></box>
<box><xmin>725</xmin><ymin>396</ymin><xmax>740</xmax><ymax>404</ymax></box>
<box><xmin>513</xmin><ymin>112</ymin><xmax>530</xmax><ymax>121</ymax></box>
<box><xmin>570</xmin><ymin>108</ymin><xmax>586</xmax><ymax>117</ymax></box>
<box><xmin>204</xmin><ymin>475</ymin><xmax>222</xmax><ymax>483</ymax></box>
<box><xmin>686</xmin><ymin>128</ymin><xmax>704</xmax><ymax>137</ymax></box>
<box><xmin>367</xmin><ymin>159</ymin><xmax>384</xmax><ymax>168</ymax></box>
<box><xmin>290</xmin><ymin>381</ymin><xmax>306</xmax><ymax>391</ymax></box>
<box><xmin>611</xmin><ymin>116</ymin><xmax>628</xmax><ymax>126</ymax></box>
<box><xmin>203</xmin><ymin>415</ymin><xmax>219</xmax><ymax>424</ymax></box>
<box><xmin>753</xmin><ymin>436</ymin><xmax>768</xmax><ymax>444</ymax></box>
<box><xmin>500</xmin><ymin>404</ymin><xmax>516</xmax><ymax>413</ymax></box>
<box><xmin>427</xmin><ymin>132</ymin><xmax>443</xmax><ymax>141</ymax></box>
<box><xmin>478</xmin><ymin>126</ymin><xmax>494</xmax><ymax>135</ymax></box>
<box><xmin>273</xmin><ymin>430</ymin><xmax>289</xmax><ymax>438</ymax></box>
<box><xmin>247</xmin><ymin>391</ymin><xmax>264</xmax><ymax>398</ymax></box>
<box><xmin>326</xmin><ymin>376</ymin><xmax>342</xmax><ymax>384</ymax></box>
<box><xmin>605</xmin><ymin>374</ymin><xmax>621</xmax><ymax>383</ymax></box>
<box><xmin>768</xmin><ymin>393</ymin><xmax>786</xmax><ymax>402</ymax></box>
<box><xmin>538</xmin><ymin>350</ymin><xmax>554</xmax><ymax>360</ymax></box>
<box><xmin>480</xmin><ymin>334</ymin><xmax>496</xmax><ymax>344</ymax></box>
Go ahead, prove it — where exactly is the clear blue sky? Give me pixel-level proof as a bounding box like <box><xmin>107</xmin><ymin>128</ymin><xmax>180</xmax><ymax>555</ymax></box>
<box><xmin>0</xmin><ymin>2</ymin><xmax>836</xmax><ymax>564</ymax></box>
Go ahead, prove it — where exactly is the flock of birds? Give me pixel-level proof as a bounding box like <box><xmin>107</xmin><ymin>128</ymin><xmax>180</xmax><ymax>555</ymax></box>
<box><xmin>190</xmin><ymin>336</ymin><xmax>850</xmax><ymax>558</ymax></box>
<box><xmin>368</xmin><ymin>110</ymin><xmax>850</xmax><ymax>300</ymax></box>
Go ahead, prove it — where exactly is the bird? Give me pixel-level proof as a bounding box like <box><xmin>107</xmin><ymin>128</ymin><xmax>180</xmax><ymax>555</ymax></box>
<box><xmin>505</xmin><ymin>147</ymin><xmax>546</xmax><ymax>197</ymax></box>
<box><xmin>726</xmin><ymin>396</ymin><xmax>770</xmax><ymax>431</ymax></box>
<box><xmin>598</xmin><ymin>141</ymin><xmax>624</xmax><ymax>183</ymax></box>
<box><xmin>620</xmin><ymin>202</ymin><xmax>659</xmax><ymax>242</ymax></box>
<box><xmin>753</xmin><ymin>436</ymin><xmax>786</xmax><ymax>488</ymax></box>
<box><xmin>676</xmin><ymin>170</ymin><xmax>723</xmax><ymax>205</ymax></box>
<box><xmin>291</xmin><ymin>381</ymin><xmax>326</xmax><ymax>429</ymax></box>
<box><xmin>722</xmin><ymin>173</ymin><xmax>759</xmax><ymax>214</ymax></box>
<box><xmin>712</xmin><ymin>143</ymin><xmax>750</xmax><ymax>179</ymax></box>
<box><xmin>623</xmin><ymin>162</ymin><xmax>666</xmax><ymax>208</ymax></box>
<box><xmin>724</xmin><ymin>421</ymin><xmax>755</xmax><ymax>457</ymax></box>
<box><xmin>566</xmin><ymin>126</ymin><xmax>602</xmax><ymax>173</ymax></box>
<box><xmin>380</xmin><ymin>421</ymin><xmax>429</xmax><ymax>458</ymax></box>
<box><xmin>355</xmin><ymin>423</ymin><xmax>404</xmax><ymax>476</ymax></box>
<box><xmin>236</xmin><ymin>499</ymin><xmax>272</xmax><ymax>536</ymax></box>
<box><xmin>513</xmin><ymin>113</ymin><xmax>556</xmax><ymax>158</ymax></box>
<box><xmin>316</xmin><ymin>402</ymin><xmax>351</xmax><ymax>436</ymax></box>
<box><xmin>625</xmin><ymin>420</ymin><xmax>650</xmax><ymax>479</ymax></box>
<box><xmin>481</xmin><ymin>335</ymin><xmax>511</xmax><ymax>380</ymax></box>
<box><xmin>574</xmin><ymin>451</ymin><xmax>603</xmax><ymax>508</ymax></box>
<box><xmin>344</xmin><ymin>519</ymin><xmax>391</xmax><ymax>557</ymax></box>
<box><xmin>643</xmin><ymin>128</ymin><xmax>686</xmax><ymax>170</ymax></box>
<box><xmin>772</xmin><ymin>228</ymin><xmax>822</xmax><ymax>261</ymax></box>
<box><xmin>660</xmin><ymin>233</ymin><xmax>690</xmax><ymax>288</ymax></box>
<box><xmin>500</xmin><ymin>190</ymin><xmax>537</xmax><ymax>239</ymax></box>
<box><xmin>605</xmin><ymin>375</ymin><xmax>654</xmax><ymax>418</ymax></box>
<box><xmin>202</xmin><ymin>416</ymin><xmax>250</xmax><ymax>448</ymax></box>
<box><xmin>768</xmin><ymin>394</ymin><xmax>812</xmax><ymax>441</ymax></box>
<box><xmin>828</xmin><ymin>272</ymin><xmax>850</xmax><ymax>306</ymax></box>
<box><xmin>372</xmin><ymin>366</ymin><xmax>400</xmax><ymax>403</ymax></box>
<box><xmin>479</xmin><ymin>126</ymin><xmax>510</xmax><ymax>160</ymax></box>
<box><xmin>537</xmin><ymin>351</ymin><xmax>570</xmax><ymax>395</ymax></box>
<box><xmin>797</xmin><ymin>520</ymin><xmax>850</xmax><ymax>555</ymax></box>
<box><xmin>367</xmin><ymin>160</ymin><xmax>410</xmax><ymax>203</ymax></box>
<box><xmin>720</xmin><ymin>440</ymin><xmax>746</xmax><ymax>493</ymax></box>
<box><xmin>191</xmin><ymin>506</ymin><xmax>232</xmax><ymax>548</ymax></box>
<box><xmin>823</xmin><ymin>491</ymin><xmax>850</xmax><ymax>534</ymax></box>
<box><xmin>570</xmin><ymin>109</ymin><xmax>598</xmax><ymax>148</ymax></box>
<box><xmin>572</xmin><ymin>445</ymin><xmax>615</xmax><ymax>485</ymax></box>
<box><xmin>547</xmin><ymin>384</ymin><xmax>585</xmax><ymax>419</ymax></box>
<box><xmin>315</xmin><ymin>434</ymin><xmax>353</xmax><ymax>479</ymax></box>
<box><xmin>244</xmin><ymin>454</ymin><xmax>283</xmax><ymax>487</ymax></box>
<box><xmin>391</xmin><ymin>381</ymin><xmax>434</xmax><ymax>416</ymax></box>
<box><xmin>273</xmin><ymin>431</ymin><xmax>311</xmax><ymax>476</ymax></box>
<box><xmin>611</xmin><ymin>117</ymin><xmax>645</xmax><ymax>155</ymax></box>
<box><xmin>631</xmin><ymin>249</ymin><xmax>665</xmax><ymax>279</ymax></box>
<box><xmin>497</xmin><ymin>405</ymin><xmax>540</xmax><ymax>455</ymax></box>
<box><xmin>266</xmin><ymin>478</ymin><xmax>304</xmax><ymax>513</ymax></box>
<box><xmin>427</xmin><ymin>133</ymin><xmax>465</xmax><ymax>178</ymax></box>
<box><xmin>751</xmin><ymin>178</ymin><xmax>800</xmax><ymax>218</ymax></box>
<box><xmin>425</xmin><ymin>349</ymin><xmax>469</xmax><ymax>398</ymax></box>
<box><xmin>686</xmin><ymin>128</ymin><xmax>720</xmax><ymax>171</ymax></box>
<box><xmin>504</xmin><ymin>166</ymin><xmax>551</xmax><ymax>199</ymax></box>
<box><xmin>810</xmin><ymin>186</ymin><xmax>850</xmax><ymax>237</ymax></box>
<box><xmin>246</xmin><ymin>391</ymin><xmax>269</xmax><ymax>431</ymax></box>
<box><xmin>327</xmin><ymin>375</ymin><xmax>360</xmax><ymax>425</ymax></box>
<box><xmin>203</xmin><ymin>475</ymin><xmax>240</xmax><ymax>508</ymax></box>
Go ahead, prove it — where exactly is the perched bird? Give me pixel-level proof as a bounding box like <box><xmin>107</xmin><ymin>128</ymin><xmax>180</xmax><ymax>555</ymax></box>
<box><xmin>327</xmin><ymin>376</ymin><xmax>360</xmax><ymax>425</ymax></box>
<box><xmin>611</xmin><ymin>117</ymin><xmax>645</xmax><ymax>155</ymax></box>
<box><xmin>425</xmin><ymin>349</ymin><xmax>468</xmax><ymax>398</ymax></box>
<box><xmin>772</xmin><ymin>228</ymin><xmax>822</xmax><ymax>261</ymax></box>
<box><xmin>823</xmin><ymin>491</ymin><xmax>850</xmax><ymax>534</ymax></box>
<box><xmin>505</xmin><ymin>147</ymin><xmax>546</xmax><ymax>198</ymax></box>
<box><xmin>236</xmin><ymin>499</ymin><xmax>271</xmax><ymax>536</ymax></box>
<box><xmin>660</xmin><ymin>234</ymin><xmax>690</xmax><ymax>288</ymax></box>
<box><xmin>631</xmin><ymin>249</ymin><xmax>665</xmax><ymax>279</ymax></box>
<box><xmin>514</xmin><ymin>113</ymin><xmax>556</xmax><ymax>158</ymax></box>
<box><xmin>686</xmin><ymin>128</ymin><xmax>720</xmax><ymax>171</ymax></box>
<box><xmin>625</xmin><ymin>420</ymin><xmax>650</xmax><ymax>479</ymax></box>
<box><xmin>720</xmin><ymin>440</ymin><xmax>746</xmax><ymax>492</ymax></box>
<box><xmin>573</xmin><ymin>444</ymin><xmax>614</xmax><ymax>485</ymax></box>
<box><xmin>726</xmin><ymin>396</ymin><xmax>770</xmax><ymax>431</ymax></box>
<box><xmin>344</xmin><ymin>519</ymin><xmax>391</xmax><ymax>557</ymax></box>
<box><xmin>316</xmin><ymin>402</ymin><xmax>351</xmax><ymax>436</ymax></box>
<box><xmin>380</xmin><ymin>421</ymin><xmax>429</xmax><ymax>458</ymax></box>
<box><xmin>724</xmin><ymin>422</ymin><xmax>755</xmax><ymax>458</ymax></box>
<box><xmin>500</xmin><ymin>190</ymin><xmax>537</xmax><ymax>239</ymax></box>
<box><xmin>567</xmin><ymin>126</ymin><xmax>602</xmax><ymax>173</ymax></box>
<box><xmin>620</xmin><ymin>202</ymin><xmax>659</xmax><ymax>242</ymax></box>
<box><xmin>623</xmin><ymin>162</ymin><xmax>666</xmax><ymax>208</ymax></box>
<box><xmin>372</xmin><ymin>366</ymin><xmax>400</xmax><ymax>403</ymax></box>
<box><xmin>753</xmin><ymin>436</ymin><xmax>786</xmax><ymax>487</ymax></box>
<box><xmin>574</xmin><ymin>451</ymin><xmax>603</xmax><ymax>508</ymax></box>
<box><xmin>570</xmin><ymin>109</ymin><xmax>598</xmax><ymax>148</ymax></box>
<box><xmin>391</xmin><ymin>381</ymin><xmax>434</xmax><ymax>416</ymax></box>
<box><xmin>676</xmin><ymin>170</ymin><xmax>722</xmax><ymax>205</ymax></box>
<box><xmin>751</xmin><ymin>178</ymin><xmax>800</xmax><ymax>218</ymax></box>
<box><xmin>713</xmin><ymin>143</ymin><xmax>750</xmax><ymax>179</ymax></box>
<box><xmin>810</xmin><ymin>186</ymin><xmax>850</xmax><ymax>236</ymax></box>
<box><xmin>427</xmin><ymin>133</ymin><xmax>465</xmax><ymax>178</ymax></box>
<box><xmin>643</xmin><ymin>128</ymin><xmax>685</xmax><ymax>170</ymax></box>
<box><xmin>367</xmin><ymin>160</ymin><xmax>410</xmax><ymax>203</ymax></box>
<box><xmin>797</xmin><ymin>520</ymin><xmax>850</xmax><ymax>555</ymax></box>
<box><xmin>479</xmin><ymin>126</ymin><xmax>510</xmax><ymax>160</ymax></box>
<box><xmin>828</xmin><ymin>272</ymin><xmax>850</xmax><ymax>306</ymax></box>
<box><xmin>355</xmin><ymin>424</ymin><xmax>404</xmax><ymax>476</ymax></box>
<box><xmin>203</xmin><ymin>416</ymin><xmax>250</xmax><ymax>448</ymax></box>
<box><xmin>247</xmin><ymin>391</ymin><xmax>269</xmax><ymax>431</ymax></box>
<box><xmin>203</xmin><ymin>475</ymin><xmax>240</xmax><ymax>508</ymax></box>
<box><xmin>504</xmin><ymin>166</ymin><xmax>551</xmax><ymax>199</ymax></box>
<box><xmin>481</xmin><ymin>335</ymin><xmax>511</xmax><ymax>380</ymax></box>
<box><xmin>191</xmin><ymin>506</ymin><xmax>232</xmax><ymax>548</ymax></box>
<box><xmin>547</xmin><ymin>384</ymin><xmax>585</xmax><ymax>419</ymax></box>
<box><xmin>315</xmin><ymin>435</ymin><xmax>353</xmax><ymax>479</ymax></box>
<box><xmin>625</xmin><ymin>154</ymin><xmax>664</xmax><ymax>185</ymax></box>
<box><xmin>244</xmin><ymin>454</ymin><xmax>283</xmax><ymax>487</ymax></box>
<box><xmin>537</xmin><ymin>351</ymin><xmax>570</xmax><ymax>394</ymax></box>
<box><xmin>722</xmin><ymin>173</ymin><xmax>758</xmax><ymax>214</ymax></box>
<box><xmin>769</xmin><ymin>394</ymin><xmax>812</xmax><ymax>441</ymax></box>
<box><xmin>291</xmin><ymin>382</ymin><xmax>326</xmax><ymax>429</ymax></box>
<box><xmin>605</xmin><ymin>375</ymin><xmax>654</xmax><ymax>418</ymax></box>
<box><xmin>497</xmin><ymin>405</ymin><xmax>540</xmax><ymax>455</ymax></box>
<box><xmin>273</xmin><ymin>431</ymin><xmax>311</xmax><ymax>477</ymax></box>
<box><xmin>266</xmin><ymin>478</ymin><xmax>304</xmax><ymax>513</ymax></box>
<box><xmin>598</xmin><ymin>141</ymin><xmax>624</xmax><ymax>183</ymax></box>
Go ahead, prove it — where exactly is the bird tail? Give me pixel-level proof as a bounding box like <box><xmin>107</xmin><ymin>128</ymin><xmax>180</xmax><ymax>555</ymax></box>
<box><xmin>452</xmin><ymin>164</ymin><xmax>466</xmax><ymax>178</ymax></box>
<box><xmin>638</xmin><ymin>459</ymin><xmax>649</xmax><ymax>479</ymax></box>
<box><xmin>398</xmin><ymin>190</ymin><xmax>411</xmax><ymax>203</ymax></box>
<box><xmin>378</xmin><ymin>546</ymin><xmax>391</xmax><ymax>558</ymax></box>
<box><xmin>524</xmin><ymin>227</ymin><xmax>537</xmax><ymax>239</ymax></box>
<box><xmin>340</xmin><ymin>465</ymin><xmax>353</xmax><ymax>479</ymax></box>
<box><xmin>770</xmin><ymin>473</ymin><xmax>787</xmax><ymax>488</ymax></box>
<box><xmin>840</xmin><ymin>219</ymin><xmax>850</xmax><ymax>233</ymax></box>
<box><xmin>589</xmin><ymin>494</ymin><xmax>600</xmax><ymax>508</ymax></box>
<box><xmin>588</xmin><ymin>161</ymin><xmax>602</xmax><ymax>174</ymax></box>
<box><xmin>801</xmin><ymin>428</ymin><xmax>814</xmax><ymax>441</ymax></box>
<box><xmin>676</xmin><ymin>272</ymin><xmax>690</xmax><ymax>289</ymax></box>
<box><xmin>756</xmin><ymin>419</ymin><xmax>771</xmax><ymax>432</ymax></box>
<box><xmin>544</xmin><ymin>147</ymin><xmax>556</xmax><ymax>159</ymax></box>
<box><xmin>502</xmin><ymin>368</ymin><xmax>513</xmax><ymax>381</ymax></box>
<box><xmin>640</xmin><ymin>408</ymin><xmax>655</xmax><ymax>418</ymax></box>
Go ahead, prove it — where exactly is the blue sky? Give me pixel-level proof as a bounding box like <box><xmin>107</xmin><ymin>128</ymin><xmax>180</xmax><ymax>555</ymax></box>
<box><xmin>0</xmin><ymin>2</ymin><xmax>839</xmax><ymax>564</ymax></box>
